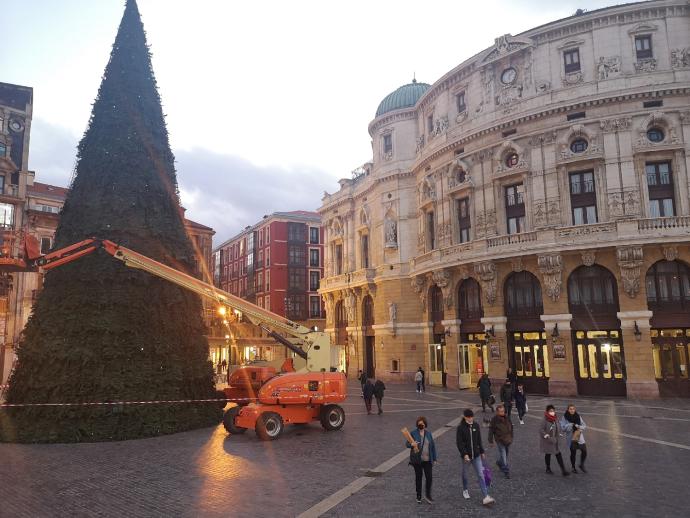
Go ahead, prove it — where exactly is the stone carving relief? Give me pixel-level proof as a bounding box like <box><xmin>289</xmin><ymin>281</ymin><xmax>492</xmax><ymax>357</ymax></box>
<box><xmin>473</xmin><ymin>261</ymin><xmax>497</xmax><ymax>306</ymax></box>
<box><xmin>535</xmin><ymin>81</ymin><xmax>551</xmax><ymax>93</ymax></box>
<box><xmin>563</xmin><ymin>71</ymin><xmax>583</xmax><ymax>86</ymax></box>
<box><xmin>608</xmin><ymin>192</ymin><xmax>624</xmax><ymax>218</ymax></box>
<box><xmin>511</xmin><ymin>257</ymin><xmax>524</xmax><ymax>273</ymax></box>
<box><xmin>634</xmin><ymin>58</ymin><xmax>657</xmax><ymax>73</ymax></box>
<box><xmin>388</xmin><ymin>301</ymin><xmax>397</xmax><ymax>323</ymax></box>
<box><xmin>596</xmin><ymin>56</ymin><xmax>621</xmax><ymax>80</ymax></box>
<box><xmin>417</xmin><ymin>232</ymin><xmax>426</xmax><ymax>252</ymax></box>
<box><xmin>323</xmin><ymin>293</ymin><xmax>334</xmax><ymax>325</ymax></box>
<box><xmin>437</xmin><ymin>222</ymin><xmax>452</xmax><ymax>247</ymax></box>
<box><xmin>475</xmin><ymin>210</ymin><xmax>497</xmax><ymax>238</ymax></box>
<box><xmin>671</xmin><ymin>48</ymin><xmax>690</xmax><ymax>69</ymax></box>
<box><xmin>635</xmin><ymin>111</ymin><xmax>681</xmax><ymax>148</ymax></box>
<box><xmin>581</xmin><ymin>250</ymin><xmax>596</xmax><ymax>267</ymax></box>
<box><xmin>528</xmin><ymin>132</ymin><xmax>557</xmax><ymax>148</ymax></box>
<box><xmin>343</xmin><ymin>289</ymin><xmax>357</xmax><ymax>322</ymax></box>
<box><xmin>431</xmin><ymin>116</ymin><xmax>449</xmax><ymax>137</ymax></box>
<box><xmin>662</xmin><ymin>245</ymin><xmax>679</xmax><ymax>262</ymax></box>
<box><xmin>533</xmin><ymin>202</ymin><xmax>547</xmax><ymax>228</ymax></box>
<box><xmin>538</xmin><ymin>253</ymin><xmax>563</xmax><ymax>302</ymax></box>
<box><xmin>432</xmin><ymin>269</ymin><xmax>454</xmax><ymax>308</ymax></box>
<box><xmin>617</xmin><ymin>246</ymin><xmax>644</xmax><ymax>298</ymax></box>
<box><xmin>480</xmin><ymin>66</ymin><xmax>495</xmax><ymax>111</ymax></box>
<box><xmin>623</xmin><ymin>189</ymin><xmax>640</xmax><ymax>217</ymax></box>
<box><xmin>416</xmin><ymin>135</ymin><xmax>425</xmax><ymax>154</ymax></box>
<box><xmin>557</xmin><ymin>223</ymin><xmax>615</xmax><ymax>238</ymax></box>
<box><xmin>411</xmin><ymin>275</ymin><xmax>429</xmax><ymax>311</ymax></box>
<box><xmin>419</xmin><ymin>176</ymin><xmax>436</xmax><ymax>204</ymax></box>
<box><xmin>495</xmin><ymin>84</ymin><xmax>523</xmax><ymax>113</ymax></box>
<box><xmin>600</xmin><ymin>118</ymin><xmax>632</xmax><ymax>133</ymax></box>
<box><xmin>384</xmin><ymin>213</ymin><xmax>398</xmax><ymax>249</ymax></box>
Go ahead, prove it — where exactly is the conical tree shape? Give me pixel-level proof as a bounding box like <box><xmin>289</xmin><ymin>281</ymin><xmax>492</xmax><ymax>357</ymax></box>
<box><xmin>0</xmin><ymin>0</ymin><xmax>221</xmax><ymax>442</ymax></box>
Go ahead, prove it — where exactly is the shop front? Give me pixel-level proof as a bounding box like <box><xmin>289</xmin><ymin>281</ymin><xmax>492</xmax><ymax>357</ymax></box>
<box><xmin>457</xmin><ymin>278</ymin><xmax>487</xmax><ymax>389</ymax></box>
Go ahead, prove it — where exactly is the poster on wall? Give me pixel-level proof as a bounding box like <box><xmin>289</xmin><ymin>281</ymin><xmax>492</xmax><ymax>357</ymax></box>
<box><xmin>489</xmin><ymin>340</ymin><xmax>501</xmax><ymax>361</ymax></box>
<box><xmin>552</xmin><ymin>341</ymin><xmax>566</xmax><ymax>360</ymax></box>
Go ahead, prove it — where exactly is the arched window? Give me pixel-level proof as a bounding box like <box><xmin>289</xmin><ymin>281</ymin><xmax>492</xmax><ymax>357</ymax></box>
<box><xmin>362</xmin><ymin>295</ymin><xmax>375</xmax><ymax>327</ymax></box>
<box><xmin>429</xmin><ymin>285</ymin><xmax>444</xmax><ymax>322</ymax></box>
<box><xmin>458</xmin><ymin>278</ymin><xmax>483</xmax><ymax>321</ymax></box>
<box><xmin>504</xmin><ymin>271</ymin><xmax>543</xmax><ymax>318</ymax></box>
<box><xmin>646</xmin><ymin>260</ymin><xmax>690</xmax><ymax>311</ymax></box>
<box><xmin>568</xmin><ymin>265</ymin><xmax>618</xmax><ymax>315</ymax></box>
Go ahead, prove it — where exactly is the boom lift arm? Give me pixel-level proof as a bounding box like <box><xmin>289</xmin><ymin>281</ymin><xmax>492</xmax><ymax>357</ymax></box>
<box><xmin>21</xmin><ymin>237</ymin><xmax>334</xmax><ymax>373</ymax></box>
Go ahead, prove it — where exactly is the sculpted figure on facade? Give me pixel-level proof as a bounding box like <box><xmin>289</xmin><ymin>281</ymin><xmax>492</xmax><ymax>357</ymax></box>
<box><xmin>384</xmin><ymin>215</ymin><xmax>398</xmax><ymax>249</ymax></box>
<box><xmin>600</xmin><ymin>118</ymin><xmax>632</xmax><ymax>133</ymax></box>
<box><xmin>538</xmin><ymin>253</ymin><xmax>563</xmax><ymax>302</ymax></box>
<box><xmin>663</xmin><ymin>245</ymin><xmax>679</xmax><ymax>262</ymax></box>
<box><xmin>411</xmin><ymin>275</ymin><xmax>429</xmax><ymax>310</ymax></box>
<box><xmin>343</xmin><ymin>289</ymin><xmax>357</xmax><ymax>322</ymax></box>
<box><xmin>323</xmin><ymin>294</ymin><xmax>334</xmax><ymax>326</ymax></box>
<box><xmin>596</xmin><ymin>56</ymin><xmax>621</xmax><ymax>80</ymax></box>
<box><xmin>581</xmin><ymin>250</ymin><xmax>596</xmax><ymax>267</ymax></box>
<box><xmin>473</xmin><ymin>261</ymin><xmax>497</xmax><ymax>306</ymax></box>
<box><xmin>617</xmin><ymin>246</ymin><xmax>644</xmax><ymax>298</ymax></box>
<box><xmin>415</xmin><ymin>135</ymin><xmax>425</xmax><ymax>154</ymax></box>
<box><xmin>671</xmin><ymin>48</ymin><xmax>690</xmax><ymax>69</ymax></box>
<box><xmin>634</xmin><ymin>58</ymin><xmax>657</xmax><ymax>73</ymax></box>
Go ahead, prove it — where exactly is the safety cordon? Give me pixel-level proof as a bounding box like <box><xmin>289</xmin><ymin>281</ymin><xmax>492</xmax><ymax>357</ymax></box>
<box><xmin>0</xmin><ymin>396</ymin><xmax>256</xmax><ymax>408</ymax></box>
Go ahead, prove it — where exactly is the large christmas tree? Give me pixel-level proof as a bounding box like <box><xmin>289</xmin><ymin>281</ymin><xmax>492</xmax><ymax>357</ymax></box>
<box><xmin>0</xmin><ymin>0</ymin><xmax>221</xmax><ymax>442</ymax></box>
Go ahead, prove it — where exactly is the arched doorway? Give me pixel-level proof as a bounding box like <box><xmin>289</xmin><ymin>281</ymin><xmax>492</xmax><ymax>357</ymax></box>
<box><xmin>457</xmin><ymin>278</ymin><xmax>487</xmax><ymax>388</ymax></box>
<box><xmin>647</xmin><ymin>260</ymin><xmax>690</xmax><ymax>397</ymax></box>
<box><xmin>362</xmin><ymin>295</ymin><xmax>375</xmax><ymax>378</ymax></box>
<box><xmin>505</xmin><ymin>271</ymin><xmax>549</xmax><ymax>394</ymax></box>
<box><xmin>428</xmin><ymin>285</ymin><xmax>446</xmax><ymax>386</ymax></box>
<box><xmin>568</xmin><ymin>265</ymin><xmax>626</xmax><ymax>397</ymax></box>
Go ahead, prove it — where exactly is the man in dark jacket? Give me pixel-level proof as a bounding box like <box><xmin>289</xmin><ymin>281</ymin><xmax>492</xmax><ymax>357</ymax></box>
<box><xmin>456</xmin><ymin>409</ymin><xmax>495</xmax><ymax>506</ymax></box>
<box><xmin>362</xmin><ymin>378</ymin><xmax>375</xmax><ymax>415</ymax></box>
<box><xmin>477</xmin><ymin>373</ymin><xmax>494</xmax><ymax>412</ymax></box>
<box><xmin>499</xmin><ymin>379</ymin><xmax>514</xmax><ymax>419</ymax></box>
<box><xmin>373</xmin><ymin>379</ymin><xmax>386</xmax><ymax>415</ymax></box>
<box><xmin>488</xmin><ymin>404</ymin><xmax>514</xmax><ymax>478</ymax></box>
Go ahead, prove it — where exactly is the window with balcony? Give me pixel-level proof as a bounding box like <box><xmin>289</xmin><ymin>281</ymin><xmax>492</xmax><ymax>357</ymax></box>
<box><xmin>563</xmin><ymin>48</ymin><xmax>581</xmax><ymax>73</ymax></box>
<box><xmin>265</xmin><ymin>295</ymin><xmax>270</xmax><ymax>311</ymax></box>
<box><xmin>257</xmin><ymin>272</ymin><xmax>263</xmax><ymax>292</ymax></box>
<box><xmin>265</xmin><ymin>270</ymin><xmax>270</xmax><ymax>291</ymax></box>
<box><xmin>265</xmin><ymin>248</ymin><xmax>270</xmax><ymax>267</ymax></box>
<box><xmin>309</xmin><ymin>296</ymin><xmax>322</xmax><ymax>318</ymax></box>
<box><xmin>309</xmin><ymin>270</ymin><xmax>320</xmax><ymax>291</ymax></box>
<box><xmin>646</xmin><ymin>161</ymin><xmax>675</xmax><ymax>217</ymax></box>
<box><xmin>285</xmin><ymin>294</ymin><xmax>306</xmax><ymax>321</ymax></box>
<box><xmin>360</xmin><ymin>234</ymin><xmax>369</xmax><ymax>268</ymax></box>
<box><xmin>309</xmin><ymin>227</ymin><xmax>319</xmax><ymax>244</ymax></box>
<box><xmin>570</xmin><ymin>170</ymin><xmax>597</xmax><ymax>225</ymax></box>
<box><xmin>426</xmin><ymin>211</ymin><xmax>436</xmax><ymax>250</ymax></box>
<box><xmin>288</xmin><ymin>268</ymin><xmax>306</xmax><ymax>290</ymax></box>
<box><xmin>288</xmin><ymin>222</ymin><xmax>306</xmax><ymax>242</ymax></box>
<box><xmin>457</xmin><ymin>197</ymin><xmax>471</xmax><ymax>243</ymax></box>
<box><xmin>635</xmin><ymin>35</ymin><xmax>653</xmax><ymax>59</ymax></box>
<box><xmin>505</xmin><ymin>184</ymin><xmax>525</xmax><ymax>234</ymax></box>
<box><xmin>309</xmin><ymin>248</ymin><xmax>320</xmax><ymax>267</ymax></box>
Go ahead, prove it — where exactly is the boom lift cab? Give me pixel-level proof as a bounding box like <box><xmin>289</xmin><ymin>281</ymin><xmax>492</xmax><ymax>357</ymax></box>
<box><xmin>2</xmin><ymin>234</ymin><xmax>347</xmax><ymax>441</ymax></box>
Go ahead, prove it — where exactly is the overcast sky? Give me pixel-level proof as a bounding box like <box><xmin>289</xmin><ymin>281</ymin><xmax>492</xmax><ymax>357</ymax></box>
<box><xmin>2</xmin><ymin>0</ymin><xmax>615</xmax><ymax>245</ymax></box>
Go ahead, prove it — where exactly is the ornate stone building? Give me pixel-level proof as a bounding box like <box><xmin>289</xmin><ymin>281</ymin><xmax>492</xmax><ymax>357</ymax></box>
<box><xmin>318</xmin><ymin>0</ymin><xmax>690</xmax><ymax>398</ymax></box>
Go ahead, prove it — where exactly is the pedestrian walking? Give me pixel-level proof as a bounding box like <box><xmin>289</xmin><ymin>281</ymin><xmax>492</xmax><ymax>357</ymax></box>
<box><xmin>456</xmin><ymin>409</ymin><xmax>495</xmax><ymax>506</ymax></box>
<box><xmin>414</xmin><ymin>369</ymin><xmax>424</xmax><ymax>393</ymax></box>
<box><xmin>406</xmin><ymin>416</ymin><xmax>437</xmax><ymax>504</ymax></box>
<box><xmin>506</xmin><ymin>367</ymin><xmax>518</xmax><ymax>390</ymax></box>
<box><xmin>488</xmin><ymin>404</ymin><xmax>513</xmax><ymax>478</ymax></box>
<box><xmin>358</xmin><ymin>369</ymin><xmax>367</xmax><ymax>397</ymax></box>
<box><xmin>477</xmin><ymin>373</ymin><xmax>494</xmax><ymax>412</ymax></box>
<box><xmin>221</xmin><ymin>359</ymin><xmax>227</xmax><ymax>372</ymax></box>
<box><xmin>514</xmin><ymin>383</ymin><xmax>528</xmax><ymax>425</ymax></box>
<box><xmin>362</xmin><ymin>378</ymin><xmax>375</xmax><ymax>414</ymax></box>
<box><xmin>419</xmin><ymin>367</ymin><xmax>426</xmax><ymax>392</ymax></box>
<box><xmin>561</xmin><ymin>404</ymin><xmax>588</xmax><ymax>473</ymax></box>
<box><xmin>499</xmin><ymin>379</ymin><xmax>514</xmax><ymax>419</ymax></box>
<box><xmin>540</xmin><ymin>404</ymin><xmax>570</xmax><ymax>477</ymax></box>
<box><xmin>373</xmin><ymin>378</ymin><xmax>386</xmax><ymax>414</ymax></box>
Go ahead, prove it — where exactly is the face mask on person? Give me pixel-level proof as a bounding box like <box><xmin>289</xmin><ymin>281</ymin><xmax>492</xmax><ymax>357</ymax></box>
<box><xmin>417</xmin><ymin>423</ymin><xmax>425</xmax><ymax>430</ymax></box>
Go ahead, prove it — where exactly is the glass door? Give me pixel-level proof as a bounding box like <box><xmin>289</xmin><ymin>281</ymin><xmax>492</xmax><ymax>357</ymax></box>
<box><xmin>510</xmin><ymin>331</ymin><xmax>549</xmax><ymax>394</ymax></box>
<box><xmin>457</xmin><ymin>344</ymin><xmax>472</xmax><ymax>389</ymax></box>
<box><xmin>652</xmin><ymin>329</ymin><xmax>690</xmax><ymax>397</ymax></box>
<box><xmin>428</xmin><ymin>344</ymin><xmax>443</xmax><ymax>386</ymax></box>
<box><xmin>573</xmin><ymin>330</ymin><xmax>626</xmax><ymax>396</ymax></box>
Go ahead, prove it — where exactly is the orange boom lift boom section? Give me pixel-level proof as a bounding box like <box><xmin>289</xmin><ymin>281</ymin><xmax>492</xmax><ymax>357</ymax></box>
<box><xmin>2</xmin><ymin>235</ymin><xmax>347</xmax><ymax>441</ymax></box>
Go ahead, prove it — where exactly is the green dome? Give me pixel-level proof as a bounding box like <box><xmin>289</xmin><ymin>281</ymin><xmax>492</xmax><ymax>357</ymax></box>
<box><xmin>375</xmin><ymin>79</ymin><xmax>430</xmax><ymax>117</ymax></box>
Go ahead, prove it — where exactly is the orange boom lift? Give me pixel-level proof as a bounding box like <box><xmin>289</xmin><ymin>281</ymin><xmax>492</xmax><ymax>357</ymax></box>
<box><xmin>0</xmin><ymin>234</ymin><xmax>347</xmax><ymax>440</ymax></box>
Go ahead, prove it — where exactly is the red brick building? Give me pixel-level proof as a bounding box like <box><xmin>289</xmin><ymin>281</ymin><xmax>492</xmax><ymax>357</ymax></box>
<box><xmin>212</xmin><ymin>211</ymin><xmax>326</xmax><ymax>365</ymax></box>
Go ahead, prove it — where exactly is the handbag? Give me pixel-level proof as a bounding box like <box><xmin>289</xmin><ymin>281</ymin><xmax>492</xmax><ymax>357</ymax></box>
<box><xmin>525</xmin><ymin>403</ymin><xmax>529</xmax><ymax>413</ymax></box>
<box><xmin>572</xmin><ymin>428</ymin><xmax>582</xmax><ymax>443</ymax></box>
<box><xmin>409</xmin><ymin>433</ymin><xmax>426</xmax><ymax>465</ymax></box>
<box><xmin>488</xmin><ymin>394</ymin><xmax>496</xmax><ymax>406</ymax></box>
<box><xmin>483</xmin><ymin>464</ymin><xmax>493</xmax><ymax>487</ymax></box>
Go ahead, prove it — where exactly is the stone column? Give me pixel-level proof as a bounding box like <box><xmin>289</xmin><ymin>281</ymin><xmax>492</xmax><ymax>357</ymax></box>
<box><xmin>540</xmin><ymin>313</ymin><xmax>576</xmax><ymax>396</ymax></box>
<box><xmin>617</xmin><ymin>310</ymin><xmax>658</xmax><ymax>398</ymax></box>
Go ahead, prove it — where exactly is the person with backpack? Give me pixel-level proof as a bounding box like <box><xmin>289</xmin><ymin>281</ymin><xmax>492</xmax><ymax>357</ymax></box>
<box><xmin>373</xmin><ymin>378</ymin><xmax>386</xmax><ymax>414</ymax></box>
<box><xmin>488</xmin><ymin>404</ymin><xmax>514</xmax><ymax>478</ymax></box>
<box><xmin>477</xmin><ymin>373</ymin><xmax>494</xmax><ymax>412</ymax></box>
<box><xmin>499</xmin><ymin>379</ymin><xmax>514</xmax><ymax>419</ymax></box>
<box><xmin>414</xmin><ymin>369</ymin><xmax>424</xmax><ymax>393</ymax></box>
<box><xmin>456</xmin><ymin>409</ymin><xmax>495</xmax><ymax>506</ymax></box>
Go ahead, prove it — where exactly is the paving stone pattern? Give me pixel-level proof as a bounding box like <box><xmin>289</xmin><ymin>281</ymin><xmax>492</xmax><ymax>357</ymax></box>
<box><xmin>1</xmin><ymin>383</ymin><xmax>689</xmax><ymax>517</ymax></box>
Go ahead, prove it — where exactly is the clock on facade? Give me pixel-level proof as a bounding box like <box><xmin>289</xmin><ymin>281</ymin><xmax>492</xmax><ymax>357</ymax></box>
<box><xmin>9</xmin><ymin>119</ymin><xmax>23</xmax><ymax>132</ymax></box>
<box><xmin>501</xmin><ymin>67</ymin><xmax>517</xmax><ymax>85</ymax></box>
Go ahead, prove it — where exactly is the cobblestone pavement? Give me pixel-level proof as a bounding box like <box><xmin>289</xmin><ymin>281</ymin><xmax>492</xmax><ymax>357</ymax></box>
<box><xmin>1</xmin><ymin>383</ymin><xmax>689</xmax><ymax>517</ymax></box>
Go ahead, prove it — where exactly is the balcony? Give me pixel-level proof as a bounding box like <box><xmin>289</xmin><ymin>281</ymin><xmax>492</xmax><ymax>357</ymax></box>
<box><xmin>638</xmin><ymin>216</ymin><xmax>690</xmax><ymax>234</ymax></box>
<box><xmin>487</xmin><ymin>231</ymin><xmax>538</xmax><ymax>248</ymax></box>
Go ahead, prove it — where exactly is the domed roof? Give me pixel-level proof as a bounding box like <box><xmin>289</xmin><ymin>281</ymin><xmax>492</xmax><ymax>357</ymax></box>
<box><xmin>375</xmin><ymin>79</ymin><xmax>430</xmax><ymax>117</ymax></box>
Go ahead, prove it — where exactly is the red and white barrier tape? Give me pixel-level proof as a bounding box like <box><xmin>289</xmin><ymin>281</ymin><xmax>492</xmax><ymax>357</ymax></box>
<box><xmin>0</xmin><ymin>396</ymin><xmax>255</xmax><ymax>408</ymax></box>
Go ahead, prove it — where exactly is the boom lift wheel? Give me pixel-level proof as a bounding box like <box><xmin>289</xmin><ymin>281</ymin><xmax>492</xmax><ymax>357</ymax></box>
<box><xmin>222</xmin><ymin>406</ymin><xmax>247</xmax><ymax>434</ymax></box>
<box><xmin>320</xmin><ymin>404</ymin><xmax>345</xmax><ymax>431</ymax></box>
<box><xmin>214</xmin><ymin>389</ymin><xmax>227</xmax><ymax>409</ymax></box>
<box><xmin>255</xmin><ymin>411</ymin><xmax>284</xmax><ymax>440</ymax></box>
